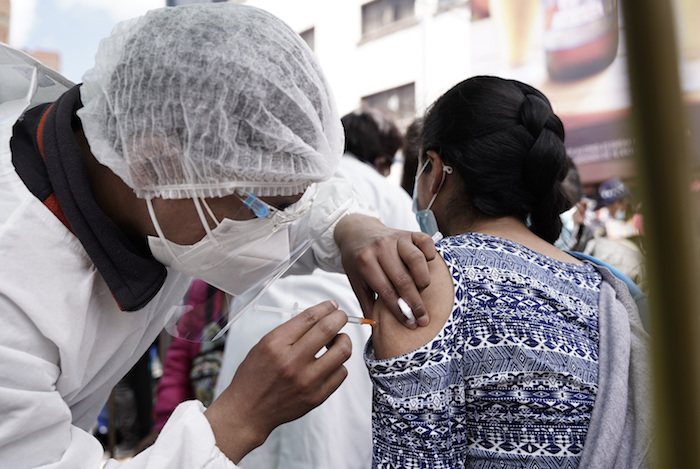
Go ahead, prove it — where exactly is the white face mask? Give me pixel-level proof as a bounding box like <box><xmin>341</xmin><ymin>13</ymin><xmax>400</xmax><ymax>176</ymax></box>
<box><xmin>146</xmin><ymin>187</ymin><xmax>316</xmax><ymax>297</ymax></box>
<box><xmin>148</xmin><ymin>216</ymin><xmax>291</xmax><ymax>297</ymax></box>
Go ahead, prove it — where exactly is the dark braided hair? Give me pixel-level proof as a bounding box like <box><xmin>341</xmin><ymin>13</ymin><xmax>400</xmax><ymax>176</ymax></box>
<box><xmin>421</xmin><ymin>76</ymin><xmax>570</xmax><ymax>243</ymax></box>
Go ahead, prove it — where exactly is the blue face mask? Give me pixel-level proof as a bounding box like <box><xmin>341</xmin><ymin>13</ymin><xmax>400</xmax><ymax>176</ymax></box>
<box><xmin>412</xmin><ymin>159</ymin><xmax>453</xmax><ymax>238</ymax></box>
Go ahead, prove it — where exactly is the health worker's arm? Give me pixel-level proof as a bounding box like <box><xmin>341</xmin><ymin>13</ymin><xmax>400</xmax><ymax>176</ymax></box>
<box><xmin>125</xmin><ymin>301</ymin><xmax>351</xmax><ymax>467</ymax></box>
<box><xmin>371</xmin><ymin>252</ymin><xmax>453</xmax><ymax>359</ymax></box>
<box><xmin>308</xmin><ymin>177</ymin><xmax>436</xmax><ymax>329</ymax></box>
<box><xmin>334</xmin><ymin>214</ymin><xmax>437</xmax><ymax>329</ymax></box>
<box><xmin>204</xmin><ymin>300</ymin><xmax>352</xmax><ymax>464</ymax></box>
<box><xmin>0</xmin><ymin>297</ymin><xmax>346</xmax><ymax>469</ymax></box>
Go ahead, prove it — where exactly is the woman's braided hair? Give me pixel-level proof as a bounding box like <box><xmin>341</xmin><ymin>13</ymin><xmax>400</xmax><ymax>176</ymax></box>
<box><xmin>421</xmin><ymin>76</ymin><xmax>570</xmax><ymax>243</ymax></box>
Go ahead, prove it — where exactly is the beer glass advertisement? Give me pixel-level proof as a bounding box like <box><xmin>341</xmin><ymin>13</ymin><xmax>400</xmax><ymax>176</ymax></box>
<box><xmin>469</xmin><ymin>0</ymin><xmax>700</xmax><ymax>189</ymax></box>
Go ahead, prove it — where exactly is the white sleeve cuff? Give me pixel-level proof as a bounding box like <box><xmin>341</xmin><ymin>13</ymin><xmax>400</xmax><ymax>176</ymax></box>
<box><xmin>311</xmin><ymin>195</ymin><xmax>377</xmax><ymax>273</ymax></box>
<box><xmin>126</xmin><ymin>400</ymin><xmax>237</xmax><ymax>469</ymax></box>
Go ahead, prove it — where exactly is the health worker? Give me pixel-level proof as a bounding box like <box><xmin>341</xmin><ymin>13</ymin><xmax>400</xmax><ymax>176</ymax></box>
<box><xmin>0</xmin><ymin>4</ymin><xmax>435</xmax><ymax>469</ymax></box>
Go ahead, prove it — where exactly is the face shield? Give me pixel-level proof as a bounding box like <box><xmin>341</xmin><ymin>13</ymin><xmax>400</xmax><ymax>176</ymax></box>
<box><xmin>155</xmin><ymin>179</ymin><xmax>353</xmax><ymax>342</ymax></box>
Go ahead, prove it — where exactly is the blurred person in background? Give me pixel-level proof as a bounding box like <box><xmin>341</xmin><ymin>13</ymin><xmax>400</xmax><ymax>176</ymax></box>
<box><xmin>558</xmin><ymin>165</ymin><xmax>650</xmax><ymax>331</ymax></box>
<box><xmin>595</xmin><ymin>177</ymin><xmax>645</xmax><ymax>244</ymax></box>
<box><xmin>585</xmin><ymin>177</ymin><xmax>647</xmax><ymax>292</ymax></box>
<box><xmin>339</xmin><ymin>107</ymin><xmax>415</xmax><ymax>228</ymax></box>
<box><xmin>555</xmin><ymin>158</ymin><xmax>599</xmax><ymax>252</ymax></box>
<box><xmin>341</xmin><ymin>107</ymin><xmax>403</xmax><ymax>177</ymax></box>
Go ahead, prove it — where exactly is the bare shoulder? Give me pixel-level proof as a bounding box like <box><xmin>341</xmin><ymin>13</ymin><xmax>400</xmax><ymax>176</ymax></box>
<box><xmin>372</xmin><ymin>252</ymin><xmax>455</xmax><ymax>359</ymax></box>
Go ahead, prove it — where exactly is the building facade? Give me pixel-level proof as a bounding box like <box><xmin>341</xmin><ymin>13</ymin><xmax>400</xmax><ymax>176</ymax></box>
<box><xmin>237</xmin><ymin>0</ymin><xmax>471</xmax><ymax>130</ymax></box>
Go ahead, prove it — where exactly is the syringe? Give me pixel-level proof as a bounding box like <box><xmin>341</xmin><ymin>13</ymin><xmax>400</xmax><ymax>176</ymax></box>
<box><xmin>253</xmin><ymin>302</ymin><xmax>375</xmax><ymax>325</ymax></box>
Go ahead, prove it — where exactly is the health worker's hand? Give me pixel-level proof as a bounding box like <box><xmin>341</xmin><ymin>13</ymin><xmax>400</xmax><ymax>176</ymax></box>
<box><xmin>334</xmin><ymin>214</ymin><xmax>436</xmax><ymax>328</ymax></box>
<box><xmin>204</xmin><ymin>300</ymin><xmax>351</xmax><ymax>464</ymax></box>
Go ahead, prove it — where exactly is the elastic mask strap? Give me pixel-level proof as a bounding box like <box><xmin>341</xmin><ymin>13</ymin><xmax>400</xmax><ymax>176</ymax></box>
<box><xmin>426</xmin><ymin>165</ymin><xmax>454</xmax><ymax>211</ymax></box>
<box><xmin>192</xmin><ymin>197</ymin><xmax>221</xmax><ymax>248</ymax></box>
<box><xmin>416</xmin><ymin>160</ymin><xmax>430</xmax><ymax>182</ymax></box>
<box><xmin>146</xmin><ymin>198</ymin><xmax>182</xmax><ymax>266</ymax></box>
<box><xmin>201</xmin><ymin>198</ymin><xmax>221</xmax><ymax>226</ymax></box>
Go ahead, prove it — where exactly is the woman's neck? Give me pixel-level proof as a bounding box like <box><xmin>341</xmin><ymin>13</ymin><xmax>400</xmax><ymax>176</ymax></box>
<box><xmin>447</xmin><ymin>216</ymin><xmax>584</xmax><ymax>265</ymax></box>
<box><xmin>446</xmin><ymin>215</ymin><xmax>525</xmax><ymax>238</ymax></box>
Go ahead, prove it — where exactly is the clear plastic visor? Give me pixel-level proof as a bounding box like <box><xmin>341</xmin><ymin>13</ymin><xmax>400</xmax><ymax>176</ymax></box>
<box><xmin>163</xmin><ymin>179</ymin><xmax>353</xmax><ymax>342</ymax></box>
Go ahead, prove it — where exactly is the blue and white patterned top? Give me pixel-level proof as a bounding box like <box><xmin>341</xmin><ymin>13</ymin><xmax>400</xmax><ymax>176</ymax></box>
<box><xmin>365</xmin><ymin>233</ymin><xmax>602</xmax><ymax>469</ymax></box>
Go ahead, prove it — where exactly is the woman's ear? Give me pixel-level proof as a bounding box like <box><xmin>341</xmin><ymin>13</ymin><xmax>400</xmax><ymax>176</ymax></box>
<box><xmin>426</xmin><ymin>150</ymin><xmax>446</xmax><ymax>195</ymax></box>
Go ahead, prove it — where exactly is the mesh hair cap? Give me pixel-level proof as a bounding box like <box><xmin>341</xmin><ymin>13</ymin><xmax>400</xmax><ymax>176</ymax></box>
<box><xmin>78</xmin><ymin>3</ymin><xmax>343</xmax><ymax>199</ymax></box>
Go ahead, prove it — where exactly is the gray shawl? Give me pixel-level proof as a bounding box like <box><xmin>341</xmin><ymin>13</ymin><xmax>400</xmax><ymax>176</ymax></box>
<box><xmin>578</xmin><ymin>265</ymin><xmax>655</xmax><ymax>468</ymax></box>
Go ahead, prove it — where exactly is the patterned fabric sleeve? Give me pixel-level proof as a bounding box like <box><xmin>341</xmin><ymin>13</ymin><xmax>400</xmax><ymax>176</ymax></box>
<box><xmin>365</xmin><ymin>246</ymin><xmax>467</xmax><ymax>469</ymax></box>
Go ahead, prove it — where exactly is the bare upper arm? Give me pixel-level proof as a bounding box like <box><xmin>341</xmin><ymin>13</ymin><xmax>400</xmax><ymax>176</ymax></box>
<box><xmin>371</xmin><ymin>252</ymin><xmax>455</xmax><ymax>359</ymax></box>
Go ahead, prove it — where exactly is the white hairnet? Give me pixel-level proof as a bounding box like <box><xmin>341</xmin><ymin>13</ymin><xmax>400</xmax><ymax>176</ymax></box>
<box><xmin>78</xmin><ymin>3</ymin><xmax>343</xmax><ymax>199</ymax></box>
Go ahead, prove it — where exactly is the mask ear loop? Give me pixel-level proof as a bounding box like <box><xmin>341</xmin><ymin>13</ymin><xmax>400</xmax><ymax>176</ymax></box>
<box><xmin>415</xmin><ymin>159</ymin><xmax>430</xmax><ymax>181</ymax></box>
<box><xmin>200</xmin><ymin>198</ymin><xmax>221</xmax><ymax>226</ymax></box>
<box><xmin>191</xmin><ymin>197</ymin><xmax>222</xmax><ymax>248</ymax></box>
<box><xmin>425</xmin><ymin>165</ymin><xmax>454</xmax><ymax>211</ymax></box>
<box><xmin>412</xmin><ymin>160</ymin><xmax>433</xmax><ymax>207</ymax></box>
<box><xmin>146</xmin><ymin>198</ymin><xmax>183</xmax><ymax>267</ymax></box>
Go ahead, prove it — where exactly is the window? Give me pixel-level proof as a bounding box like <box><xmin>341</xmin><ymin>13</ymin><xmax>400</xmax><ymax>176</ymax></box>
<box><xmin>361</xmin><ymin>83</ymin><xmax>415</xmax><ymax>122</ymax></box>
<box><xmin>299</xmin><ymin>28</ymin><xmax>315</xmax><ymax>52</ymax></box>
<box><xmin>362</xmin><ymin>0</ymin><xmax>415</xmax><ymax>36</ymax></box>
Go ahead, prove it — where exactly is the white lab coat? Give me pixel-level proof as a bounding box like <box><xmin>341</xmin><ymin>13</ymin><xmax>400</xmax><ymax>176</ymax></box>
<box><xmin>215</xmin><ymin>155</ymin><xmax>418</xmax><ymax>469</ymax></box>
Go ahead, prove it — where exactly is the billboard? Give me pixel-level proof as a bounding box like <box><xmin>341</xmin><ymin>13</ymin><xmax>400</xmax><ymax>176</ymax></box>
<box><xmin>470</xmin><ymin>0</ymin><xmax>700</xmax><ymax>187</ymax></box>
